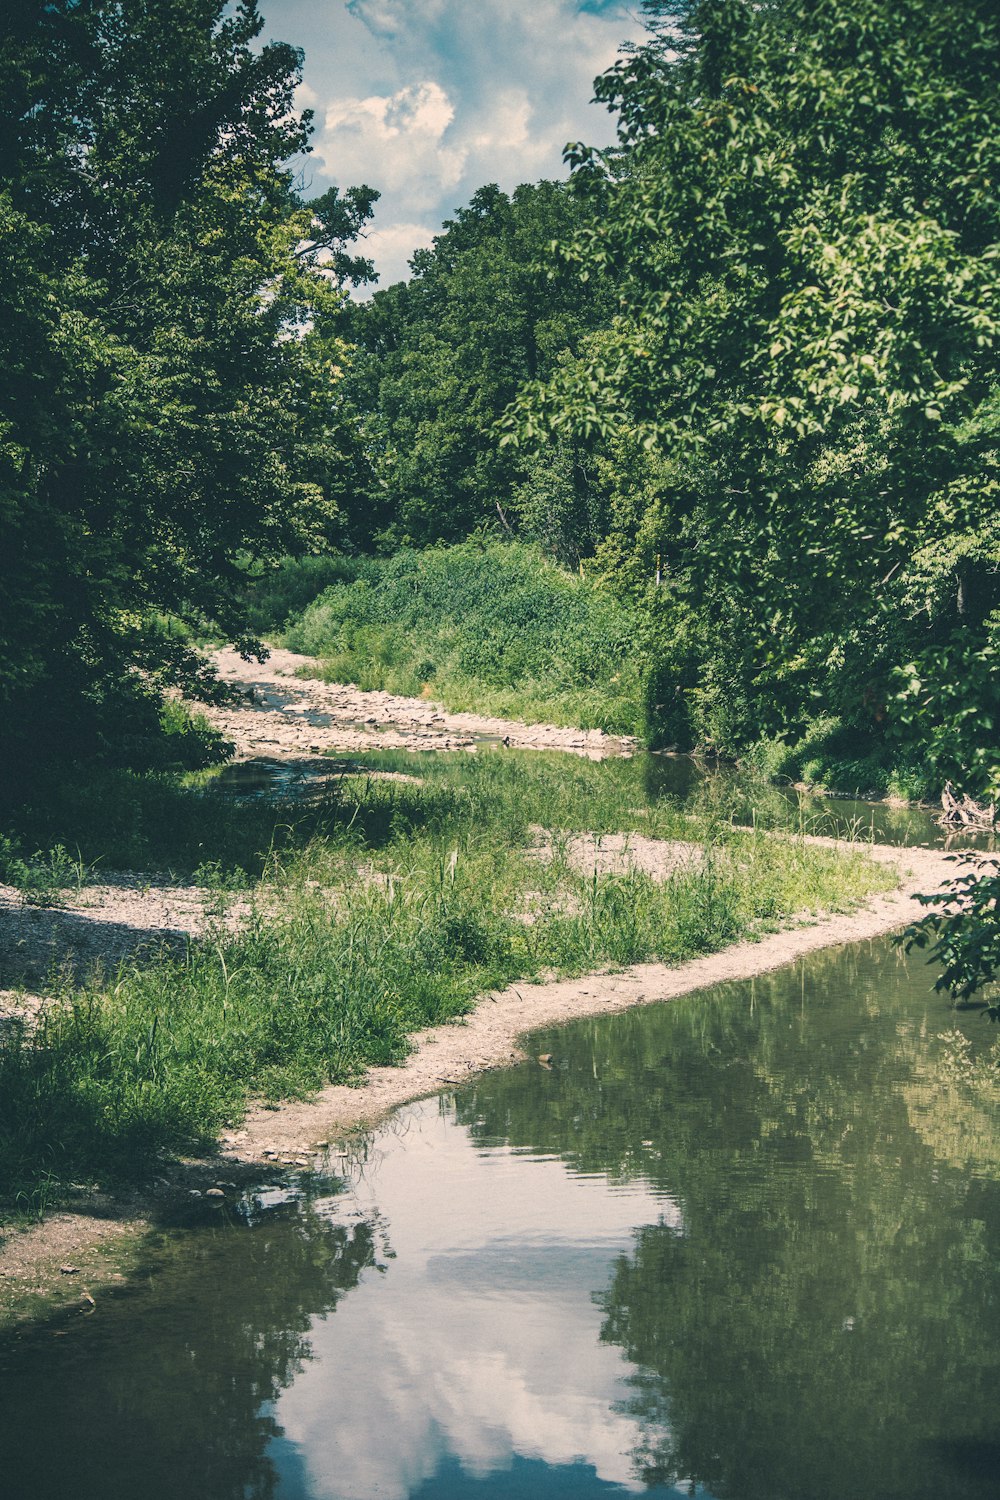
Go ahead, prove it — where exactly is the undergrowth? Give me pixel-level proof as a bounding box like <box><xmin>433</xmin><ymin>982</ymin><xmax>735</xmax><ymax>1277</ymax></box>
<box><xmin>281</xmin><ymin>541</ymin><xmax>646</xmax><ymax>736</ymax></box>
<box><xmin>0</xmin><ymin>748</ymin><xmax>894</xmax><ymax>1206</ymax></box>
<box><xmin>743</xmin><ymin>716</ymin><xmax>932</xmax><ymax>801</ymax></box>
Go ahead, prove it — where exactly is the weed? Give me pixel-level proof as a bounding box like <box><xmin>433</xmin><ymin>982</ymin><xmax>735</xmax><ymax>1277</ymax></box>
<box><xmin>0</xmin><ymin>836</ymin><xmax>87</xmax><ymax>906</ymax></box>
<box><xmin>283</xmin><ymin>541</ymin><xmax>646</xmax><ymax>736</ymax></box>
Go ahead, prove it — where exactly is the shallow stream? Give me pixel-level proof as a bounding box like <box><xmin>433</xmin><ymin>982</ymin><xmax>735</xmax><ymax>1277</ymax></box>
<box><xmin>2</xmin><ymin>757</ymin><xmax>998</xmax><ymax>1497</ymax></box>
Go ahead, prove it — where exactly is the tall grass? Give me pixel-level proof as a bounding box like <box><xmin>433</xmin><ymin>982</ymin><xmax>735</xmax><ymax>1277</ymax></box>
<box><xmin>0</xmin><ymin>749</ymin><xmax>894</xmax><ymax>1203</ymax></box>
<box><xmin>282</xmin><ymin>541</ymin><xmax>646</xmax><ymax>735</ymax></box>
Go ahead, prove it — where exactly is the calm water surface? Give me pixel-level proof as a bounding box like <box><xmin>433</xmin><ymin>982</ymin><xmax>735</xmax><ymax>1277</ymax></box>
<box><xmin>2</xmin><ymin>934</ymin><xmax>1000</xmax><ymax>1498</ymax></box>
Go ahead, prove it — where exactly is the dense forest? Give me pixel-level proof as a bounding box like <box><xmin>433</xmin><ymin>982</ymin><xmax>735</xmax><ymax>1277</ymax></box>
<box><xmin>3</xmin><ymin>0</ymin><xmax>998</xmax><ymax>803</ymax></box>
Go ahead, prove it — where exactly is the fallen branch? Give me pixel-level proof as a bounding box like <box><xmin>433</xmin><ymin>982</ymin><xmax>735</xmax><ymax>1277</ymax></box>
<box><xmin>939</xmin><ymin>781</ymin><xmax>997</xmax><ymax>829</ymax></box>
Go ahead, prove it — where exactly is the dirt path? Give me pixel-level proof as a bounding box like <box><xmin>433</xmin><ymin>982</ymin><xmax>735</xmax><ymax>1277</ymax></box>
<box><xmin>202</xmin><ymin>646</ymin><xmax>637</xmax><ymax>759</ymax></box>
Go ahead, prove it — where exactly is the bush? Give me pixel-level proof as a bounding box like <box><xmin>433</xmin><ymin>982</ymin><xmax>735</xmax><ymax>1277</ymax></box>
<box><xmin>243</xmin><ymin>555</ymin><xmax>361</xmax><ymax>636</ymax></box>
<box><xmin>888</xmin><ymin>626</ymin><xmax>1000</xmax><ymax>800</ymax></box>
<box><xmin>284</xmin><ymin>541</ymin><xmax>646</xmax><ymax>734</ymax></box>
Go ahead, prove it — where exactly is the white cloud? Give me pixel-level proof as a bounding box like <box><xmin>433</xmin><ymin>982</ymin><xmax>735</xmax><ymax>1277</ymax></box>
<box><xmin>364</xmin><ymin>220</ymin><xmax>438</xmax><ymax>285</ymax></box>
<box><xmin>313</xmin><ymin>80</ymin><xmax>466</xmax><ymax>212</ymax></box>
<box><xmin>264</xmin><ymin>0</ymin><xmax>639</xmax><ymax>283</ymax></box>
<box><xmin>273</xmin><ymin>1098</ymin><xmax>681</xmax><ymax>1498</ymax></box>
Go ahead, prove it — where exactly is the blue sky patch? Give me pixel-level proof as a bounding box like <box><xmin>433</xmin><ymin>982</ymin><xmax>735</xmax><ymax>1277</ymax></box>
<box><xmin>260</xmin><ymin>0</ymin><xmax>639</xmax><ymax>284</ymax></box>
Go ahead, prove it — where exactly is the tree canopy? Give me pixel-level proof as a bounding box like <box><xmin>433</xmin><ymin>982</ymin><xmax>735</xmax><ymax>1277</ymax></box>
<box><xmin>0</xmin><ymin>0</ymin><xmax>374</xmax><ymax>770</ymax></box>
<box><xmin>506</xmin><ymin>0</ymin><xmax>1000</xmax><ymax>789</ymax></box>
<box><xmin>4</xmin><ymin>0</ymin><xmax>998</xmax><ymax>804</ymax></box>
<box><xmin>338</xmin><ymin>180</ymin><xmax>615</xmax><ymax>557</ymax></box>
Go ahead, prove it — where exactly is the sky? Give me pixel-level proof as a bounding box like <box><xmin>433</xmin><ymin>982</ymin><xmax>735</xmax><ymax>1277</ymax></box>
<box><xmin>258</xmin><ymin>0</ymin><xmax>642</xmax><ymax>286</ymax></box>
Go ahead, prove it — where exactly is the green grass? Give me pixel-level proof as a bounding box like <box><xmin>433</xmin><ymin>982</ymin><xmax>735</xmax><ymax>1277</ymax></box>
<box><xmin>281</xmin><ymin>541</ymin><xmax>646</xmax><ymax>735</ymax></box>
<box><xmin>0</xmin><ymin>748</ymin><xmax>895</xmax><ymax>1207</ymax></box>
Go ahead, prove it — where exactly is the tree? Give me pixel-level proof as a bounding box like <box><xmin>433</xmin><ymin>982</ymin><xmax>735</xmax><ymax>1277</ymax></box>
<box><xmin>904</xmin><ymin>857</ymin><xmax>1000</xmax><ymax>1006</ymax></box>
<box><xmin>509</xmin><ymin>0</ymin><xmax>1000</xmax><ymax>781</ymax></box>
<box><xmin>340</xmin><ymin>181</ymin><xmax>615</xmax><ymax>552</ymax></box>
<box><xmin>0</xmin><ymin>0</ymin><xmax>373</xmax><ymax>774</ymax></box>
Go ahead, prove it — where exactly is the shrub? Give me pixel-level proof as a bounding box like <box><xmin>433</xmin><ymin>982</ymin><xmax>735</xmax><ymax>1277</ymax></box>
<box><xmin>284</xmin><ymin>541</ymin><xmax>646</xmax><ymax>734</ymax></box>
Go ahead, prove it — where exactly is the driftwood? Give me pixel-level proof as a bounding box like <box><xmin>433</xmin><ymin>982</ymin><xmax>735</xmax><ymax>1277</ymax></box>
<box><xmin>939</xmin><ymin>780</ymin><xmax>998</xmax><ymax>829</ymax></box>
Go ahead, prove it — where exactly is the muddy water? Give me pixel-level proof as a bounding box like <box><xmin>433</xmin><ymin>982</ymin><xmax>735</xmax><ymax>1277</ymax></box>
<box><xmin>2</xmin><ymin>932</ymin><xmax>999</xmax><ymax>1498</ymax></box>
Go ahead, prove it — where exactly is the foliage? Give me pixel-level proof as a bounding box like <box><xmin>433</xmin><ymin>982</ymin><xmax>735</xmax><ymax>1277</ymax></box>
<box><xmin>0</xmin><ymin>0</ymin><xmax>373</xmax><ymax>779</ymax></box>
<box><xmin>889</xmin><ymin>625</ymin><xmax>1000</xmax><ymax>799</ymax></box>
<box><xmin>0</xmin><ymin>837</ymin><xmax>86</xmax><ymax>906</ymax></box>
<box><xmin>743</xmin><ymin>715</ymin><xmax>929</xmax><ymax>799</ymax></box>
<box><xmin>284</xmin><ymin>540</ymin><xmax>648</xmax><ymax>735</ymax></box>
<box><xmin>904</xmin><ymin>856</ymin><xmax>1000</xmax><ymax>1004</ymax></box>
<box><xmin>242</xmin><ymin>554</ymin><xmax>358</xmax><ymax>636</ymax></box>
<box><xmin>505</xmin><ymin>0</ymin><xmax>1000</xmax><ymax>790</ymax></box>
<box><xmin>337</xmin><ymin>181</ymin><xmax>615</xmax><ymax>553</ymax></box>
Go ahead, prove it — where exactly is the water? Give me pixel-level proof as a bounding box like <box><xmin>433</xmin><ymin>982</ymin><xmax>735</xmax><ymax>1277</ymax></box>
<box><xmin>2</xmin><ymin>936</ymin><xmax>999</xmax><ymax>1498</ymax></box>
<box><xmin>211</xmin><ymin>748</ymin><xmax>996</xmax><ymax>852</ymax></box>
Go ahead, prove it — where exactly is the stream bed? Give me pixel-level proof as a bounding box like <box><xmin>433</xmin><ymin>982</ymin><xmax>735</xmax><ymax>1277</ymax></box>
<box><xmin>1</xmin><ymin>753</ymin><xmax>998</xmax><ymax>1497</ymax></box>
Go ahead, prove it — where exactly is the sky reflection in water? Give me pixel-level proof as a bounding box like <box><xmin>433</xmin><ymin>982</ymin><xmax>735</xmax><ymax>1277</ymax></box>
<box><xmin>270</xmin><ymin>1103</ymin><xmax>682</xmax><ymax>1498</ymax></box>
<box><xmin>3</xmin><ymin>935</ymin><xmax>1000</xmax><ymax>1500</ymax></box>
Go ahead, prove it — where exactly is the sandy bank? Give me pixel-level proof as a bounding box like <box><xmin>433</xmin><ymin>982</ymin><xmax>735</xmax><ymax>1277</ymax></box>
<box><xmin>225</xmin><ymin>842</ymin><xmax>953</xmax><ymax>1160</ymax></box>
<box><xmin>202</xmin><ymin>646</ymin><xmax>636</xmax><ymax>759</ymax></box>
<box><xmin>1</xmin><ymin>837</ymin><xmax>958</xmax><ymax>1322</ymax></box>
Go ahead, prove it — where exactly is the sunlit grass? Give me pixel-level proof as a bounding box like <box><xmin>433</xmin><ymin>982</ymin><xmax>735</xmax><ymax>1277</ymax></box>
<box><xmin>0</xmin><ymin>747</ymin><xmax>895</xmax><ymax>1203</ymax></box>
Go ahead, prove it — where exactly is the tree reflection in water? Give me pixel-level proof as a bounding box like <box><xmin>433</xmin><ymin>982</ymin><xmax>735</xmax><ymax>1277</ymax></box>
<box><xmin>456</xmin><ymin>937</ymin><xmax>1000</xmax><ymax>1499</ymax></box>
<box><xmin>0</xmin><ymin>1187</ymin><xmax>385</xmax><ymax>1500</ymax></box>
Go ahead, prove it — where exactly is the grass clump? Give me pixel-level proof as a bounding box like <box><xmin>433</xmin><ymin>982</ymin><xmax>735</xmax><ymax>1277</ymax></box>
<box><xmin>282</xmin><ymin>541</ymin><xmax>645</xmax><ymax>735</ymax></box>
<box><xmin>0</xmin><ymin>748</ymin><xmax>894</xmax><ymax>1203</ymax></box>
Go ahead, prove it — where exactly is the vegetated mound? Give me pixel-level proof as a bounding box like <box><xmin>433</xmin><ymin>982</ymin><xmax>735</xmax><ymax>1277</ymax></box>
<box><xmin>282</xmin><ymin>541</ymin><xmax>645</xmax><ymax>736</ymax></box>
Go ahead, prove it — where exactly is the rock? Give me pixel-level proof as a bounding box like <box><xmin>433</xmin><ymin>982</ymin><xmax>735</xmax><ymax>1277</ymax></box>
<box><xmin>59</xmin><ymin>1265</ymin><xmax>79</xmax><ymax>1275</ymax></box>
<box><xmin>205</xmin><ymin>1187</ymin><xmax>225</xmax><ymax>1199</ymax></box>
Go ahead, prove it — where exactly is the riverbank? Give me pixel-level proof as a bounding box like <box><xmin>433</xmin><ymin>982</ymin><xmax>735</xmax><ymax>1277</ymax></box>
<box><xmin>0</xmin><ymin>833</ymin><xmax>950</xmax><ymax>1326</ymax></box>
<box><xmin>225</xmin><ymin>839</ymin><xmax>953</xmax><ymax>1161</ymax></box>
<box><xmin>0</xmin><ymin>650</ymin><xmax>956</xmax><ymax>1324</ymax></box>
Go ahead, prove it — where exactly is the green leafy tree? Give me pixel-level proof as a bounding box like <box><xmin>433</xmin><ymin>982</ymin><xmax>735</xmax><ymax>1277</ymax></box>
<box><xmin>510</xmin><ymin>0</ymin><xmax>1000</xmax><ymax>782</ymax></box>
<box><xmin>341</xmin><ymin>180</ymin><xmax>615</xmax><ymax>552</ymax></box>
<box><xmin>905</xmin><ymin>856</ymin><xmax>1000</xmax><ymax>1005</ymax></box>
<box><xmin>0</xmin><ymin>0</ymin><xmax>372</xmax><ymax>774</ymax></box>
